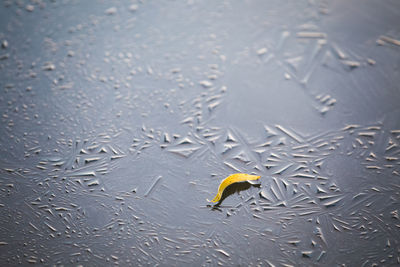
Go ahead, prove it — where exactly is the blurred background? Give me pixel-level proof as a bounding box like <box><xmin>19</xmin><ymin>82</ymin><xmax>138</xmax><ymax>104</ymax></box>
<box><xmin>0</xmin><ymin>0</ymin><xmax>400</xmax><ymax>265</ymax></box>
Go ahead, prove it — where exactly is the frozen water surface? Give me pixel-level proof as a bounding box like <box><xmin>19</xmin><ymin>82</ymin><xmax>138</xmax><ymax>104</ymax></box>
<box><xmin>0</xmin><ymin>0</ymin><xmax>400</xmax><ymax>265</ymax></box>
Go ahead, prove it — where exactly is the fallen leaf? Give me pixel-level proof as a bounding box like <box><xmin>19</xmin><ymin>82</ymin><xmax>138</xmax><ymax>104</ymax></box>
<box><xmin>208</xmin><ymin>173</ymin><xmax>261</xmax><ymax>203</ymax></box>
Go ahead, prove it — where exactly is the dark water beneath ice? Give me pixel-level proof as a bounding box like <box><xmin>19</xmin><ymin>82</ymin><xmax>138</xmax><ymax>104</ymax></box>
<box><xmin>0</xmin><ymin>0</ymin><xmax>400</xmax><ymax>265</ymax></box>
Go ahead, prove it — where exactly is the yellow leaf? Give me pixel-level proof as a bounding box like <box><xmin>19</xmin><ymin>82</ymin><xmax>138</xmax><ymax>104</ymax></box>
<box><xmin>208</xmin><ymin>173</ymin><xmax>261</xmax><ymax>203</ymax></box>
